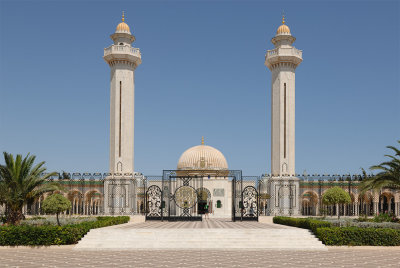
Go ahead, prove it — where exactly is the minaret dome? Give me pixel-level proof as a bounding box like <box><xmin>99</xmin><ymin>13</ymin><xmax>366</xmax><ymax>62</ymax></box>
<box><xmin>276</xmin><ymin>16</ymin><xmax>291</xmax><ymax>35</ymax></box>
<box><xmin>116</xmin><ymin>11</ymin><xmax>131</xmax><ymax>34</ymax></box>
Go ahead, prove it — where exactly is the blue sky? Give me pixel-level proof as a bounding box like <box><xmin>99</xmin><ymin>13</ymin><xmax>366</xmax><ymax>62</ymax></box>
<box><xmin>0</xmin><ymin>0</ymin><xmax>399</xmax><ymax>176</ymax></box>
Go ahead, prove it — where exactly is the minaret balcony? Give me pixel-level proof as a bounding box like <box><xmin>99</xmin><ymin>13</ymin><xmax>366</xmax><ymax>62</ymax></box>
<box><xmin>104</xmin><ymin>45</ymin><xmax>142</xmax><ymax>66</ymax></box>
<box><xmin>265</xmin><ymin>47</ymin><xmax>302</xmax><ymax>69</ymax></box>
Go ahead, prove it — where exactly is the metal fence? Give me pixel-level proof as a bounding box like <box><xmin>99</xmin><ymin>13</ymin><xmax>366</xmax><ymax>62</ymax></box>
<box><xmin>10</xmin><ymin>172</ymin><xmax>398</xmax><ymax>218</ymax></box>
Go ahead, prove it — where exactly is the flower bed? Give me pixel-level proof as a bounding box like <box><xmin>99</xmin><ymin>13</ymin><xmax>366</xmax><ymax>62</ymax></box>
<box><xmin>324</xmin><ymin>218</ymin><xmax>400</xmax><ymax>230</ymax></box>
<box><xmin>0</xmin><ymin>216</ymin><xmax>130</xmax><ymax>246</ymax></box>
<box><xmin>21</xmin><ymin>216</ymin><xmax>97</xmax><ymax>226</ymax></box>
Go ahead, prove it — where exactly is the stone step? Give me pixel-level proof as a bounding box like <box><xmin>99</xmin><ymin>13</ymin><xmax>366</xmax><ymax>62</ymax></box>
<box><xmin>81</xmin><ymin>235</ymin><xmax>320</xmax><ymax>239</ymax></box>
<box><xmin>75</xmin><ymin>227</ymin><xmax>326</xmax><ymax>250</ymax></box>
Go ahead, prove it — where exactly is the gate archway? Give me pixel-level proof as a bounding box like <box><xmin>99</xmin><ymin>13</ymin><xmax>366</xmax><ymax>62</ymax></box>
<box><xmin>197</xmin><ymin>187</ymin><xmax>212</xmax><ymax>215</ymax></box>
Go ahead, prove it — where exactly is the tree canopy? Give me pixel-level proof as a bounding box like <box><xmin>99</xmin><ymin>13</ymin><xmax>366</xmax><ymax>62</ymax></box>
<box><xmin>322</xmin><ymin>186</ymin><xmax>351</xmax><ymax>206</ymax></box>
<box><xmin>0</xmin><ymin>152</ymin><xmax>60</xmax><ymax>224</ymax></box>
<box><xmin>42</xmin><ymin>194</ymin><xmax>71</xmax><ymax>226</ymax></box>
<box><xmin>360</xmin><ymin>140</ymin><xmax>400</xmax><ymax>193</ymax></box>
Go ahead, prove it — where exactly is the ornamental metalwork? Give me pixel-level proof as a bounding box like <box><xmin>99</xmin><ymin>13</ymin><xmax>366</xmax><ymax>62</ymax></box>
<box><xmin>13</xmin><ymin>172</ymin><xmax>400</xmax><ymax>218</ymax></box>
<box><xmin>174</xmin><ymin>186</ymin><xmax>197</xmax><ymax>209</ymax></box>
<box><xmin>232</xmin><ymin>175</ymin><xmax>259</xmax><ymax>221</ymax></box>
<box><xmin>146</xmin><ymin>185</ymin><xmax>162</xmax><ymax>218</ymax></box>
<box><xmin>242</xmin><ymin>186</ymin><xmax>258</xmax><ymax>218</ymax></box>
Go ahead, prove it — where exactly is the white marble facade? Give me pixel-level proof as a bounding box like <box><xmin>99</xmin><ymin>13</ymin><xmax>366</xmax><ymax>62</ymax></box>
<box><xmin>103</xmin><ymin>13</ymin><xmax>141</xmax><ymax>174</ymax></box>
<box><xmin>264</xmin><ymin>17</ymin><xmax>302</xmax><ymax>216</ymax></box>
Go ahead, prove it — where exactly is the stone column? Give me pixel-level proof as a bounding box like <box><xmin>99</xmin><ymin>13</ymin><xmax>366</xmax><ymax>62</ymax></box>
<box><xmin>395</xmin><ymin>202</ymin><xmax>399</xmax><ymax>216</ymax></box>
<box><xmin>373</xmin><ymin>202</ymin><xmax>378</xmax><ymax>215</ymax></box>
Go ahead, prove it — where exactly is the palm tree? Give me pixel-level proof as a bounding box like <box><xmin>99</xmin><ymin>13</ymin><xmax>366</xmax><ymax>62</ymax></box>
<box><xmin>0</xmin><ymin>152</ymin><xmax>61</xmax><ymax>225</ymax></box>
<box><xmin>360</xmin><ymin>140</ymin><xmax>400</xmax><ymax>193</ymax></box>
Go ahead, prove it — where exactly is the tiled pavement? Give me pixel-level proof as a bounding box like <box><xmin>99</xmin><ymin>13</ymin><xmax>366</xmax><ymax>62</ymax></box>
<box><xmin>2</xmin><ymin>220</ymin><xmax>400</xmax><ymax>267</ymax></box>
<box><xmin>116</xmin><ymin>218</ymin><xmax>293</xmax><ymax>229</ymax></box>
<box><xmin>1</xmin><ymin>247</ymin><xmax>400</xmax><ymax>267</ymax></box>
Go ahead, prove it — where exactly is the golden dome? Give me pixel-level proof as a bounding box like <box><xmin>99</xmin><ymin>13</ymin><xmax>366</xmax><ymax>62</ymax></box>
<box><xmin>177</xmin><ymin>138</ymin><xmax>228</xmax><ymax>171</ymax></box>
<box><xmin>277</xmin><ymin>24</ymin><xmax>291</xmax><ymax>35</ymax></box>
<box><xmin>116</xmin><ymin>22</ymin><xmax>130</xmax><ymax>33</ymax></box>
<box><xmin>276</xmin><ymin>15</ymin><xmax>291</xmax><ymax>35</ymax></box>
<box><xmin>115</xmin><ymin>11</ymin><xmax>131</xmax><ymax>33</ymax></box>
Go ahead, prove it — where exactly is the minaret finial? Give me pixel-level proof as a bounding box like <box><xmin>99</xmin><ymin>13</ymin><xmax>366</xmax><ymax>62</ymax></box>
<box><xmin>201</xmin><ymin>136</ymin><xmax>204</xmax><ymax>145</ymax></box>
<box><xmin>122</xmin><ymin>11</ymin><xmax>125</xmax><ymax>22</ymax></box>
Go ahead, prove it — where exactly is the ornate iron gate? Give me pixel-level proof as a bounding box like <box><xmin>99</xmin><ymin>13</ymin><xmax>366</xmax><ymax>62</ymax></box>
<box><xmin>167</xmin><ymin>176</ymin><xmax>203</xmax><ymax>221</ymax></box>
<box><xmin>145</xmin><ymin>185</ymin><xmax>162</xmax><ymax>220</ymax></box>
<box><xmin>145</xmin><ymin>170</ymin><xmax>258</xmax><ymax>221</ymax></box>
<box><xmin>145</xmin><ymin>171</ymin><xmax>204</xmax><ymax>221</ymax></box>
<box><xmin>232</xmin><ymin>177</ymin><xmax>259</xmax><ymax>221</ymax></box>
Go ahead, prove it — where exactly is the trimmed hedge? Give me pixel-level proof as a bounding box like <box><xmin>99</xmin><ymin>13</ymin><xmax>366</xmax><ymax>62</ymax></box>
<box><xmin>0</xmin><ymin>216</ymin><xmax>129</xmax><ymax>246</ymax></box>
<box><xmin>317</xmin><ymin>227</ymin><xmax>400</xmax><ymax>246</ymax></box>
<box><xmin>273</xmin><ymin>216</ymin><xmax>400</xmax><ymax>246</ymax></box>
<box><xmin>273</xmin><ymin>216</ymin><xmax>331</xmax><ymax>233</ymax></box>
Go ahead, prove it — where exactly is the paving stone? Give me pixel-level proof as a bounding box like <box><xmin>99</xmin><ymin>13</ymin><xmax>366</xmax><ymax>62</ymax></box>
<box><xmin>3</xmin><ymin>248</ymin><xmax>399</xmax><ymax>267</ymax></box>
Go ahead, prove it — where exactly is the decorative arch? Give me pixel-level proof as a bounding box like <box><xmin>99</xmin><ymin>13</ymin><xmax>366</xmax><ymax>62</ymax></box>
<box><xmin>358</xmin><ymin>192</ymin><xmax>374</xmax><ymax>216</ymax></box>
<box><xmin>84</xmin><ymin>190</ymin><xmax>103</xmax><ymax>215</ymax></box>
<box><xmin>301</xmin><ymin>191</ymin><xmax>319</xmax><ymax>216</ymax></box>
<box><xmin>196</xmin><ymin>187</ymin><xmax>212</xmax><ymax>214</ymax></box>
<box><xmin>197</xmin><ymin>187</ymin><xmax>211</xmax><ymax>201</ymax></box>
<box><xmin>282</xmin><ymin>163</ymin><xmax>288</xmax><ymax>173</ymax></box>
<box><xmin>117</xmin><ymin>161</ymin><xmax>123</xmax><ymax>172</ymax></box>
<box><xmin>67</xmin><ymin>190</ymin><xmax>83</xmax><ymax>215</ymax></box>
<box><xmin>379</xmin><ymin>191</ymin><xmax>395</xmax><ymax>214</ymax></box>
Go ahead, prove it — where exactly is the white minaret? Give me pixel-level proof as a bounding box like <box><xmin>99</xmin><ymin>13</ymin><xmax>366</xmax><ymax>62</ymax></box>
<box><xmin>104</xmin><ymin>12</ymin><xmax>141</xmax><ymax>174</ymax></box>
<box><xmin>265</xmin><ymin>16</ymin><xmax>302</xmax><ymax>177</ymax></box>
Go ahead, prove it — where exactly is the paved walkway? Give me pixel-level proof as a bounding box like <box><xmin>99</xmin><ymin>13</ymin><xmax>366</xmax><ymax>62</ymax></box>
<box><xmin>117</xmin><ymin>218</ymin><xmax>292</xmax><ymax>229</ymax></box>
<box><xmin>1</xmin><ymin>247</ymin><xmax>400</xmax><ymax>267</ymax></box>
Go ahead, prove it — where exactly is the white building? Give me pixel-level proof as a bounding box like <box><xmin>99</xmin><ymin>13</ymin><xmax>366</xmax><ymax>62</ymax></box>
<box><xmin>176</xmin><ymin>137</ymin><xmax>233</xmax><ymax>218</ymax></box>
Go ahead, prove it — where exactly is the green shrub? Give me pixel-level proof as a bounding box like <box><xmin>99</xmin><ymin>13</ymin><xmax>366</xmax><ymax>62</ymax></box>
<box><xmin>0</xmin><ymin>215</ymin><xmax>6</xmax><ymax>224</ymax></box>
<box><xmin>274</xmin><ymin>216</ymin><xmax>400</xmax><ymax>246</ymax></box>
<box><xmin>28</xmin><ymin>216</ymin><xmax>47</xmax><ymax>220</ymax></box>
<box><xmin>273</xmin><ymin>216</ymin><xmax>331</xmax><ymax>233</ymax></box>
<box><xmin>316</xmin><ymin>227</ymin><xmax>400</xmax><ymax>246</ymax></box>
<box><xmin>0</xmin><ymin>216</ymin><xmax>129</xmax><ymax>246</ymax></box>
<box><xmin>356</xmin><ymin>214</ymin><xmax>369</xmax><ymax>222</ymax></box>
<box><xmin>373</xmin><ymin>213</ymin><xmax>398</xmax><ymax>223</ymax></box>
